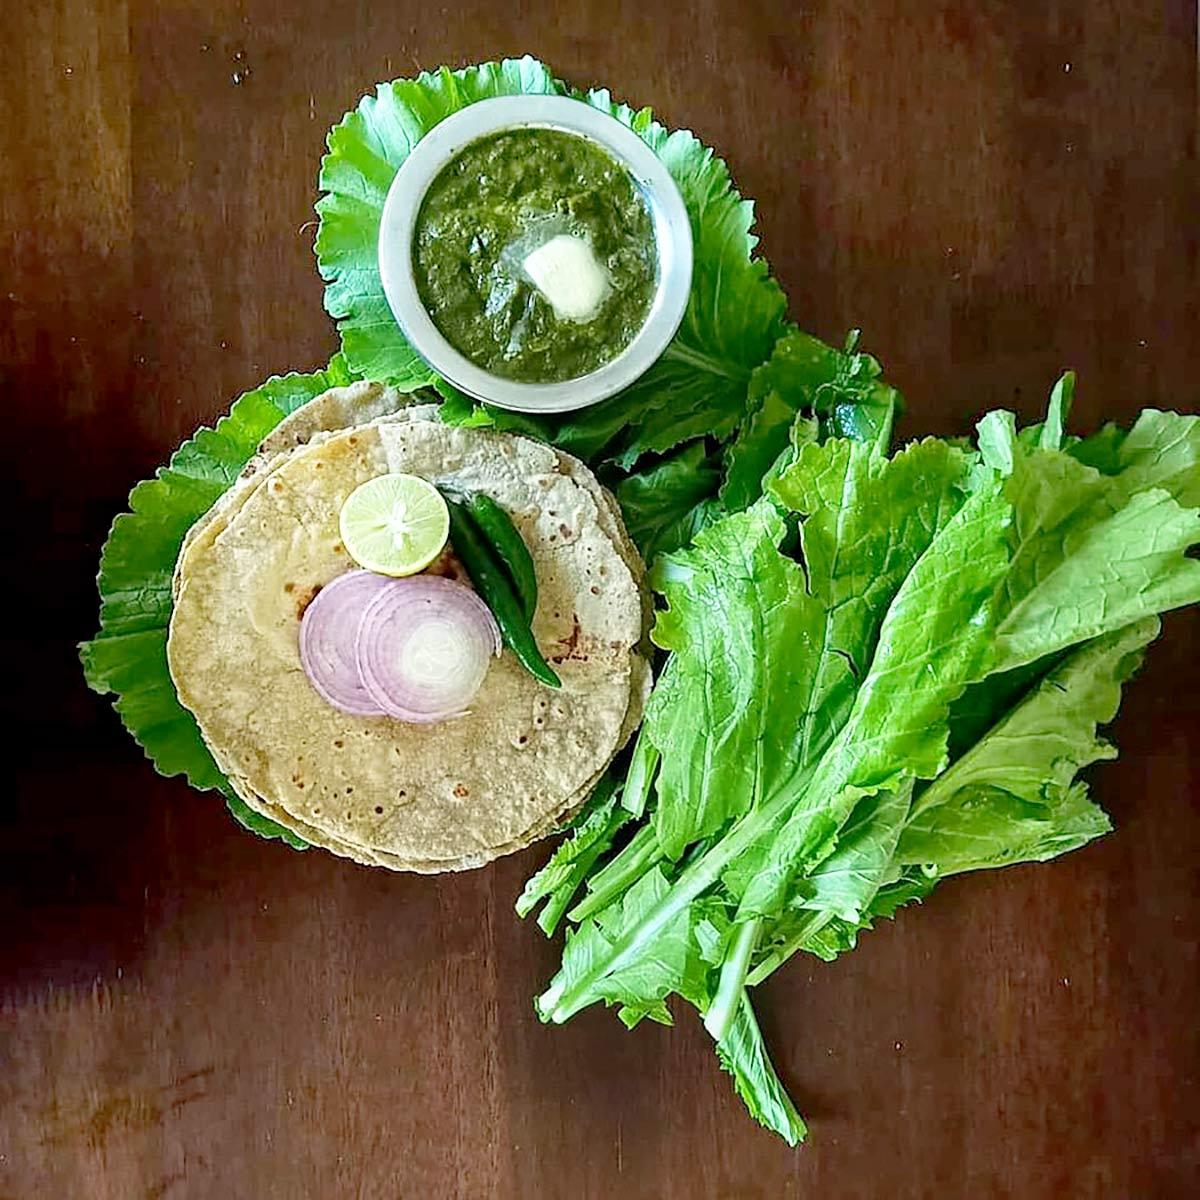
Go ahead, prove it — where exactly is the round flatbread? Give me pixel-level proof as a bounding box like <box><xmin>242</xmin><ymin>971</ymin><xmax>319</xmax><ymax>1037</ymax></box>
<box><xmin>170</xmin><ymin>417</ymin><xmax>646</xmax><ymax>869</ymax></box>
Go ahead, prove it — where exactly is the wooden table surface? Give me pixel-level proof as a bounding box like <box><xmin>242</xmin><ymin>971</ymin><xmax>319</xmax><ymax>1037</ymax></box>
<box><xmin>4</xmin><ymin>2</ymin><xmax>1198</xmax><ymax>1197</ymax></box>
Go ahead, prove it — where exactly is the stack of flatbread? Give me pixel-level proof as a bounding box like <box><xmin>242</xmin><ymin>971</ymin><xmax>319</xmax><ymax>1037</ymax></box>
<box><xmin>168</xmin><ymin>382</ymin><xmax>649</xmax><ymax>871</ymax></box>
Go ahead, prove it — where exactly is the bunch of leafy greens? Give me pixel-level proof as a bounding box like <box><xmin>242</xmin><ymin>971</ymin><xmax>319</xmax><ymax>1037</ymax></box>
<box><xmin>518</xmin><ymin>382</ymin><xmax>1200</xmax><ymax>1144</ymax></box>
<box><xmin>79</xmin><ymin>356</ymin><xmax>364</xmax><ymax>845</ymax></box>
<box><xmin>315</xmin><ymin>56</ymin><xmax>898</xmax><ymax>563</ymax></box>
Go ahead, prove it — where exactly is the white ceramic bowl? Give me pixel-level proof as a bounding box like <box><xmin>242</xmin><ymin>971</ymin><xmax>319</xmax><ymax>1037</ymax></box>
<box><xmin>377</xmin><ymin>95</ymin><xmax>693</xmax><ymax>415</ymax></box>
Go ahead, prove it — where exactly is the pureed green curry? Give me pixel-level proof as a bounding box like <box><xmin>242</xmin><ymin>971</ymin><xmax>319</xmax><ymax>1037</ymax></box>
<box><xmin>412</xmin><ymin>128</ymin><xmax>658</xmax><ymax>383</ymax></box>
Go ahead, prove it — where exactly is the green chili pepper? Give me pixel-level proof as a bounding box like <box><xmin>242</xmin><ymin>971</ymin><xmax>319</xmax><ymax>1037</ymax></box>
<box><xmin>445</xmin><ymin>499</ymin><xmax>561</xmax><ymax>689</ymax></box>
<box><xmin>466</xmin><ymin>492</ymin><xmax>538</xmax><ymax>622</ymax></box>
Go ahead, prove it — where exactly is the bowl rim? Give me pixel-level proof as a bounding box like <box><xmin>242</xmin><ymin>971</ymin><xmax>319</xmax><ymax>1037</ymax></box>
<box><xmin>377</xmin><ymin>94</ymin><xmax>693</xmax><ymax>415</ymax></box>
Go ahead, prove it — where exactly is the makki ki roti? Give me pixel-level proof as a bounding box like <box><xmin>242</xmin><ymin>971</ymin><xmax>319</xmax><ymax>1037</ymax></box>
<box><xmin>176</xmin><ymin>380</ymin><xmax>650</xmax><ymax>865</ymax></box>
<box><xmin>174</xmin><ymin>381</ymin><xmax>649</xmax><ymax>870</ymax></box>
<box><xmin>169</xmin><ymin>411</ymin><xmax>648</xmax><ymax>869</ymax></box>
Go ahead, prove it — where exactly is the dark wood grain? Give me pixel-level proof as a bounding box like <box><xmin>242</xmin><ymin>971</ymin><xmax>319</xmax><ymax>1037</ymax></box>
<box><xmin>3</xmin><ymin>2</ymin><xmax>1198</xmax><ymax>1197</ymax></box>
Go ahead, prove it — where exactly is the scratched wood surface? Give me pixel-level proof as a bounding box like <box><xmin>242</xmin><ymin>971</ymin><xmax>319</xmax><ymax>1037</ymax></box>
<box><xmin>3</xmin><ymin>2</ymin><xmax>1198</xmax><ymax>1197</ymax></box>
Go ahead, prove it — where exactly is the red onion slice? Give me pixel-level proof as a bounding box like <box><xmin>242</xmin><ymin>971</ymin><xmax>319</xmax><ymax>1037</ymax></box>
<box><xmin>298</xmin><ymin>570</ymin><xmax>391</xmax><ymax>716</ymax></box>
<box><xmin>356</xmin><ymin>576</ymin><xmax>501</xmax><ymax>723</ymax></box>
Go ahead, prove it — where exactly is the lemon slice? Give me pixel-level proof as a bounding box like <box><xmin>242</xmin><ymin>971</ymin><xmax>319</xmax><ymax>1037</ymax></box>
<box><xmin>338</xmin><ymin>474</ymin><xmax>449</xmax><ymax>577</ymax></box>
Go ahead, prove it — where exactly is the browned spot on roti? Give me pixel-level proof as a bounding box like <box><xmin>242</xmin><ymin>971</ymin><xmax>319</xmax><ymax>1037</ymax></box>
<box><xmin>550</xmin><ymin>615</ymin><xmax>583</xmax><ymax>664</ymax></box>
<box><xmin>453</xmin><ymin>784</ymin><xmax>469</xmax><ymax>798</ymax></box>
<box><xmin>425</xmin><ymin>546</ymin><xmax>468</xmax><ymax>583</ymax></box>
<box><xmin>283</xmin><ymin>582</ymin><xmax>295</xmax><ymax>593</ymax></box>
<box><xmin>296</xmin><ymin>582</ymin><xmax>322</xmax><ymax>619</ymax></box>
